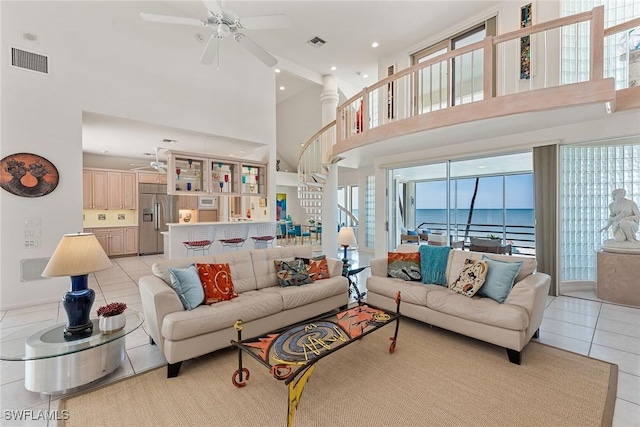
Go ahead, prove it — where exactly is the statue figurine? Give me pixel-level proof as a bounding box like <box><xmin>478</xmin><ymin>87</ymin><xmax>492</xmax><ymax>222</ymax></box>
<box><xmin>600</xmin><ymin>188</ymin><xmax>640</xmax><ymax>252</ymax></box>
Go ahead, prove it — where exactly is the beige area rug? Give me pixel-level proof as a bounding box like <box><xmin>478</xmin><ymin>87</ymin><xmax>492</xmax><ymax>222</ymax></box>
<box><xmin>60</xmin><ymin>319</ymin><xmax>617</xmax><ymax>427</ymax></box>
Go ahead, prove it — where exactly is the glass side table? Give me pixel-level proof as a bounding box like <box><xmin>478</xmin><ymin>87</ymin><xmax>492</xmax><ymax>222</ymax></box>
<box><xmin>0</xmin><ymin>310</ymin><xmax>144</xmax><ymax>394</ymax></box>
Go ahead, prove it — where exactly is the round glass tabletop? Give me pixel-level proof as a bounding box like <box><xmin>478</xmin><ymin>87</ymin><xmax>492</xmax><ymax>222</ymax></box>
<box><xmin>0</xmin><ymin>310</ymin><xmax>144</xmax><ymax>361</ymax></box>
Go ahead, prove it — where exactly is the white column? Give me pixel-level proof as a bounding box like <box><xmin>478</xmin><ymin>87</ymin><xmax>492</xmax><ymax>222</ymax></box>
<box><xmin>320</xmin><ymin>75</ymin><xmax>339</xmax><ymax>256</ymax></box>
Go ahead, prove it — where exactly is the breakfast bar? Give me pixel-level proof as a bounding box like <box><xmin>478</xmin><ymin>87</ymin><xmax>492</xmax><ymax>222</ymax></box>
<box><xmin>165</xmin><ymin>221</ymin><xmax>276</xmax><ymax>259</ymax></box>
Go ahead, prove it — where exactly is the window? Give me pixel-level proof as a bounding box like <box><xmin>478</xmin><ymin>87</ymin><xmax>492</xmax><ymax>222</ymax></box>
<box><xmin>411</xmin><ymin>17</ymin><xmax>496</xmax><ymax>112</ymax></box>
<box><xmin>365</xmin><ymin>176</ymin><xmax>375</xmax><ymax>248</ymax></box>
<box><xmin>560</xmin><ymin>142</ymin><xmax>640</xmax><ymax>282</ymax></box>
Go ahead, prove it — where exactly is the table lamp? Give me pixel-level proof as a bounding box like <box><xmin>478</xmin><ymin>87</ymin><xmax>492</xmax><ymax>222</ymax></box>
<box><xmin>42</xmin><ymin>233</ymin><xmax>112</xmax><ymax>339</ymax></box>
<box><xmin>337</xmin><ymin>226</ymin><xmax>357</xmax><ymax>266</ymax></box>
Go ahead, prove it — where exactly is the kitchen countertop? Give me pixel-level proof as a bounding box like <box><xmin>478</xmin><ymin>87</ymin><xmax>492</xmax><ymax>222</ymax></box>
<box><xmin>166</xmin><ymin>220</ymin><xmax>272</xmax><ymax>226</ymax></box>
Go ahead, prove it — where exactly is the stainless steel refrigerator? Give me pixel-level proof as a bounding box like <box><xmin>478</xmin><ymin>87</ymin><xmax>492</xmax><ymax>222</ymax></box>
<box><xmin>138</xmin><ymin>183</ymin><xmax>178</xmax><ymax>255</ymax></box>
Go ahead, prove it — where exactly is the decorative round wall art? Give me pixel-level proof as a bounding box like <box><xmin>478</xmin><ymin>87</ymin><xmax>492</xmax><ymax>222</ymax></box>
<box><xmin>0</xmin><ymin>153</ymin><xmax>59</xmax><ymax>197</ymax></box>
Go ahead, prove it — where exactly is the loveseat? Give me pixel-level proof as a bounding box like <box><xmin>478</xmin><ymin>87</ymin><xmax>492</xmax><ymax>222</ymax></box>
<box><xmin>366</xmin><ymin>245</ymin><xmax>551</xmax><ymax>364</ymax></box>
<box><xmin>139</xmin><ymin>245</ymin><xmax>348</xmax><ymax>377</ymax></box>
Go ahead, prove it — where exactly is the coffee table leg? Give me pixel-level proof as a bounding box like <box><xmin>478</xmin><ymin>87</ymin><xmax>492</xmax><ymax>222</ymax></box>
<box><xmin>287</xmin><ymin>365</ymin><xmax>316</xmax><ymax>427</ymax></box>
<box><xmin>232</xmin><ymin>320</ymin><xmax>250</xmax><ymax>387</ymax></box>
<box><xmin>390</xmin><ymin>291</ymin><xmax>402</xmax><ymax>353</ymax></box>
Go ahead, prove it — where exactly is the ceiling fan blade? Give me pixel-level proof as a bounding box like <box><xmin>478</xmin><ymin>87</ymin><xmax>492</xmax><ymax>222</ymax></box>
<box><xmin>200</xmin><ymin>35</ymin><xmax>219</xmax><ymax>65</ymax></box>
<box><xmin>234</xmin><ymin>34</ymin><xmax>277</xmax><ymax>67</ymax></box>
<box><xmin>140</xmin><ymin>13</ymin><xmax>205</xmax><ymax>27</ymax></box>
<box><xmin>202</xmin><ymin>0</ymin><xmax>223</xmax><ymax>15</ymax></box>
<box><xmin>240</xmin><ymin>14</ymin><xmax>290</xmax><ymax>30</ymax></box>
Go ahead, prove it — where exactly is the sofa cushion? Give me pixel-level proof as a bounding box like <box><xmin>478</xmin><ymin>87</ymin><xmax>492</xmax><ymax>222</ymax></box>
<box><xmin>260</xmin><ymin>276</ymin><xmax>346</xmax><ymax>310</ymax></box>
<box><xmin>449</xmin><ymin>259</ymin><xmax>488</xmax><ymax>297</ymax></box>
<box><xmin>274</xmin><ymin>259</ymin><xmax>313</xmax><ymax>287</ymax></box>
<box><xmin>167</xmin><ymin>264</ymin><xmax>205</xmax><ymax>311</ymax></box>
<box><xmin>196</xmin><ymin>263</ymin><xmax>238</xmax><ymax>304</ymax></box>
<box><xmin>153</xmin><ymin>255</ymin><xmax>217</xmax><ymax>285</ymax></box>
<box><xmin>297</xmin><ymin>255</ymin><xmax>331</xmax><ymax>280</ymax></box>
<box><xmin>387</xmin><ymin>252</ymin><xmax>422</xmax><ymax>281</ymax></box>
<box><xmin>251</xmin><ymin>246</ymin><xmax>314</xmax><ymax>289</ymax></box>
<box><xmin>426</xmin><ymin>290</ymin><xmax>529</xmax><ymax>330</ymax></box>
<box><xmin>211</xmin><ymin>251</ymin><xmax>258</xmax><ymax>294</ymax></box>
<box><xmin>161</xmin><ymin>290</ymin><xmax>283</xmax><ymax>341</ymax></box>
<box><xmin>366</xmin><ymin>276</ymin><xmax>440</xmax><ymax>306</ymax></box>
<box><xmin>446</xmin><ymin>251</ymin><xmax>536</xmax><ymax>286</ymax></box>
<box><xmin>477</xmin><ymin>256</ymin><xmax>523</xmax><ymax>303</ymax></box>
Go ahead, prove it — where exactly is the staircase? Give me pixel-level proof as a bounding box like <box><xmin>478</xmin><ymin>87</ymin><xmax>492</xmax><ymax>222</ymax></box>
<box><xmin>297</xmin><ymin>122</ymin><xmax>339</xmax><ymax>224</ymax></box>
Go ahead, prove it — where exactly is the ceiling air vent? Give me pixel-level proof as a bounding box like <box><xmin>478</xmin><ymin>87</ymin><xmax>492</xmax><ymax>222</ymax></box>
<box><xmin>11</xmin><ymin>47</ymin><xmax>49</xmax><ymax>74</ymax></box>
<box><xmin>306</xmin><ymin>36</ymin><xmax>326</xmax><ymax>49</ymax></box>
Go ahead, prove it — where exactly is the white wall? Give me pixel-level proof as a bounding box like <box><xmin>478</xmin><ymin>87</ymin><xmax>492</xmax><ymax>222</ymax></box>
<box><xmin>276</xmin><ymin>86</ymin><xmax>323</xmax><ymax>172</ymax></box>
<box><xmin>1</xmin><ymin>1</ymin><xmax>276</xmax><ymax>309</ymax></box>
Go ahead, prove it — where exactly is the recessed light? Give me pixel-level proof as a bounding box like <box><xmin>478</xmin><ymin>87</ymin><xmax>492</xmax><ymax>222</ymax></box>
<box><xmin>371</xmin><ymin>42</ymin><xmax>379</xmax><ymax>48</ymax></box>
<box><xmin>478</xmin><ymin>165</ymin><xmax>486</xmax><ymax>169</ymax></box>
<box><xmin>330</xmin><ymin>66</ymin><xmax>337</xmax><ymax>71</ymax></box>
<box><xmin>274</xmin><ymin>68</ymin><xmax>281</xmax><ymax>73</ymax></box>
<box><xmin>239</xmin><ymin>150</ymin><xmax>245</xmax><ymax>154</ymax></box>
<box><xmin>102</xmin><ymin>150</ymin><xmax>109</xmax><ymax>153</ymax></box>
<box><xmin>363</xmin><ymin>74</ymin><xmax>368</xmax><ymax>78</ymax></box>
<box><xmin>300</xmin><ymin>143</ymin><xmax>304</xmax><ymax>146</ymax></box>
<box><xmin>279</xmin><ymin>86</ymin><xmax>285</xmax><ymax>90</ymax></box>
<box><xmin>229</xmin><ymin>154</ymin><xmax>235</xmax><ymax>157</ymax></box>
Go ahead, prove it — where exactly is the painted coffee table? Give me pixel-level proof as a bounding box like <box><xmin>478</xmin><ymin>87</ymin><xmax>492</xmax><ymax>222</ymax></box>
<box><xmin>231</xmin><ymin>292</ymin><xmax>401</xmax><ymax>427</ymax></box>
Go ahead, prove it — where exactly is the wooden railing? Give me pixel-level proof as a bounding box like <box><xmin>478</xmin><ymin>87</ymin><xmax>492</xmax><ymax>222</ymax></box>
<box><xmin>298</xmin><ymin>5</ymin><xmax>638</xmax><ymax>175</ymax></box>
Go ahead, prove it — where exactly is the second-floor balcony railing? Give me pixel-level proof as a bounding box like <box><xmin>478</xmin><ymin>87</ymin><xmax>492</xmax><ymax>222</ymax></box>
<box><xmin>326</xmin><ymin>6</ymin><xmax>639</xmax><ymax>154</ymax></box>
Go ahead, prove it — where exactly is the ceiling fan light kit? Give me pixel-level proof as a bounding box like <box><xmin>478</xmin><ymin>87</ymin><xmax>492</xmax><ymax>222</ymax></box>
<box><xmin>140</xmin><ymin>0</ymin><xmax>288</xmax><ymax>68</ymax></box>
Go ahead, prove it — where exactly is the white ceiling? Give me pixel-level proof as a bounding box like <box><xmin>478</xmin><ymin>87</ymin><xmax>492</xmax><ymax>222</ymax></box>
<box><xmin>58</xmin><ymin>1</ymin><xmax>505</xmax><ymax>170</ymax></box>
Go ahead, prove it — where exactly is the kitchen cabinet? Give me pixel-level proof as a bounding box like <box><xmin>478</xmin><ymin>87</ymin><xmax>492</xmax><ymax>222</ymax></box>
<box><xmin>83</xmin><ymin>169</ymin><xmax>108</xmax><ymax>210</ymax></box>
<box><xmin>108</xmin><ymin>172</ymin><xmax>137</xmax><ymax>209</ymax></box>
<box><xmin>167</xmin><ymin>151</ymin><xmax>267</xmax><ymax>196</ymax></box>
<box><xmin>124</xmin><ymin>227</ymin><xmax>138</xmax><ymax>255</ymax></box>
<box><xmin>178</xmin><ymin>195</ymin><xmax>198</xmax><ymax>210</ymax></box>
<box><xmin>93</xmin><ymin>228</ymin><xmax>125</xmax><ymax>256</ymax></box>
<box><xmin>170</xmin><ymin>156</ymin><xmax>206</xmax><ymax>194</ymax></box>
<box><xmin>138</xmin><ymin>172</ymin><xmax>167</xmax><ymax>184</ymax></box>
<box><xmin>239</xmin><ymin>163</ymin><xmax>266</xmax><ymax>196</ymax></box>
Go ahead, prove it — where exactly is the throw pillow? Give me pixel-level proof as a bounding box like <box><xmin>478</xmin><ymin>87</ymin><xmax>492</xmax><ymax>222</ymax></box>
<box><xmin>477</xmin><ymin>256</ymin><xmax>523</xmax><ymax>303</ymax></box>
<box><xmin>419</xmin><ymin>245</ymin><xmax>451</xmax><ymax>286</ymax></box>
<box><xmin>296</xmin><ymin>255</ymin><xmax>331</xmax><ymax>280</ymax></box>
<box><xmin>387</xmin><ymin>252</ymin><xmax>422</xmax><ymax>281</ymax></box>
<box><xmin>449</xmin><ymin>259</ymin><xmax>488</xmax><ymax>297</ymax></box>
<box><xmin>274</xmin><ymin>259</ymin><xmax>313</xmax><ymax>287</ymax></box>
<box><xmin>196</xmin><ymin>263</ymin><xmax>238</xmax><ymax>304</ymax></box>
<box><xmin>406</xmin><ymin>229</ymin><xmax>418</xmax><ymax>236</ymax></box>
<box><xmin>167</xmin><ymin>264</ymin><xmax>205</xmax><ymax>310</ymax></box>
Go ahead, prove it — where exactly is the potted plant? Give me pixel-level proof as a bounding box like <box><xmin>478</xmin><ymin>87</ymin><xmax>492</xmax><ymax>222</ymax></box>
<box><xmin>97</xmin><ymin>302</ymin><xmax>127</xmax><ymax>334</ymax></box>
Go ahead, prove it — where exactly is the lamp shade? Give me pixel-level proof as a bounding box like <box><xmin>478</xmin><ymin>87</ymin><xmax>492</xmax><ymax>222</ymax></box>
<box><xmin>42</xmin><ymin>233</ymin><xmax>111</xmax><ymax>277</ymax></box>
<box><xmin>337</xmin><ymin>227</ymin><xmax>357</xmax><ymax>247</ymax></box>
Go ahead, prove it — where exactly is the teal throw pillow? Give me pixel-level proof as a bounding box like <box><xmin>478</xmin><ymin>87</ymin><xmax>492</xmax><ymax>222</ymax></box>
<box><xmin>274</xmin><ymin>259</ymin><xmax>313</xmax><ymax>287</ymax></box>
<box><xmin>168</xmin><ymin>264</ymin><xmax>205</xmax><ymax>310</ymax></box>
<box><xmin>478</xmin><ymin>256</ymin><xmax>523</xmax><ymax>303</ymax></box>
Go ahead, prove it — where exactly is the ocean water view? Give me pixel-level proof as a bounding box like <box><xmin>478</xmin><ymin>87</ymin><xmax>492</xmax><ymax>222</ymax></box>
<box><xmin>416</xmin><ymin>209</ymin><xmax>534</xmax><ymax>227</ymax></box>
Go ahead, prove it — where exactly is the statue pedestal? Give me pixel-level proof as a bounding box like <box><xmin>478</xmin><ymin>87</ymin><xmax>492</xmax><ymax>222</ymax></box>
<box><xmin>596</xmin><ymin>251</ymin><xmax>640</xmax><ymax>307</ymax></box>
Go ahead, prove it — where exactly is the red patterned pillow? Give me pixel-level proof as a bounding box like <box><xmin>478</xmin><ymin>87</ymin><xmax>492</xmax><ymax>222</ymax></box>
<box><xmin>387</xmin><ymin>252</ymin><xmax>422</xmax><ymax>281</ymax></box>
<box><xmin>196</xmin><ymin>263</ymin><xmax>238</xmax><ymax>304</ymax></box>
<box><xmin>296</xmin><ymin>255</ymin><xmax>331</xmax><ymax>280</ymax></box>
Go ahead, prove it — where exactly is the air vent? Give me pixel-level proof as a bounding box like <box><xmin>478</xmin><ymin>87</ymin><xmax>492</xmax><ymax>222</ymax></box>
<box><xmin>306</xmin><ymin>36</ymin><xmax>326</xmax><ymax>48</ymax></box>
<box><xmin>161</xmin><ymin>139</ymin><xmax>177</xmax><ymax>144</ymax></box>
<box><xmin>11</xmin><ymin>47</ymin><xmax>48</xmax><ymax>74</ymax></box>
<box><xmin>20</xmin><ymin>258</ymin><xmax>50</xmax><ymax>282</ymax></box>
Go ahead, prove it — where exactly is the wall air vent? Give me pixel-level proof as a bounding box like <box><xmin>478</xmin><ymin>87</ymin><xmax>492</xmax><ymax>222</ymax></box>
<box><xmin>11</xmin><ymin>47</ymin><xmax>48</xmax><ymax>74</ymax></box>
<box><xmin>306</xmin><ymin>36</ymin><xmax>326</xmax><ymax>48</ymax></box>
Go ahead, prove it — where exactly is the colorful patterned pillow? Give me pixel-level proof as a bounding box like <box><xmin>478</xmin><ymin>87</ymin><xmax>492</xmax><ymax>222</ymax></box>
<box><xmin>296</xmin><ymin>255</ymin><xmax>331</xmax><ymax>280</ymax></box>
<box><xmin>387</xmin><ymin>252</ymin><xmax>422</xmax><ymax>281</ymax></box>
<box><xmin>449</xmin><ymin>259</ymin><xmax>488</xmax><ymax>297</ymax></box>
<box><xmin>196</xmin><ymin>263</ymin><xmax>238</xmax><ymax>304</ymax></box>
<box><xmin>274</xmin><ymin>259</ymin><xmax>313</xmax><ymax>287</ymax></box>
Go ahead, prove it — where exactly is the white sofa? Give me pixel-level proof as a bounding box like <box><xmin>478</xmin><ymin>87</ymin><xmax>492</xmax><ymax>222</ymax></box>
<box><xmin>139</xmin><ymin>245</ymin><xmax>349</xmax><ymax>377</ymax></box>
<box><xmin>366</xmin><ymin>245</ymin><xmax>551</xmax><ymax>364</ymax></box>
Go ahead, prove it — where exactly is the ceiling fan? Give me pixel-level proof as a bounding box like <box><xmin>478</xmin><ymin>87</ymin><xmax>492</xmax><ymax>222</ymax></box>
<box><xmin>140</xmin><ymin>1</ymin><xmax>288</xmax><ymax>68</ymax></box>
<box><xmin>131</xmin><ymin>147</ymin><xmax>167</xmax><ymax>174</ymax></box>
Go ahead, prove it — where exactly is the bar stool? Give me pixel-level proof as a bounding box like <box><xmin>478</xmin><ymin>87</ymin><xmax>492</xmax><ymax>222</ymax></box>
<box><xmin>251</xmin><ymin>223</ymin><xmax>277</xmax><ymax>249</ymax></box>
<box><xmin>219</xmin><ymin>225</ymin><xmax>249</xmax><ymax>251</ymax></box>
<box><xmin>183</xmin><ymin>227</ymin><xmax>216</xmax><ymax>257</ymax></box>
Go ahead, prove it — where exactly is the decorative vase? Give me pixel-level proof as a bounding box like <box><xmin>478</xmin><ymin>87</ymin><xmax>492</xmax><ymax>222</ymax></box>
<box><xmin>99</xmin><ymin>313</ymin><xmax>126</xmax><ymax>334</ymax></box>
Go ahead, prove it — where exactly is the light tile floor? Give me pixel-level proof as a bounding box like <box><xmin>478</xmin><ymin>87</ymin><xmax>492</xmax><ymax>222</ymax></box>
<box><xmin>1</xmin><ymin>250</ymin><xmax>638</xmax><ymax>426</ymax></box>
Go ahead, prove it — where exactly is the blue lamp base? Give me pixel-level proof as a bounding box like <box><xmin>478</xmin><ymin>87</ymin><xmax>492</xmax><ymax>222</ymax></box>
<box><xmin>62</xmin><ymin>274</ymin><xmax>95</xmax><ymax>340</ymax></box>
